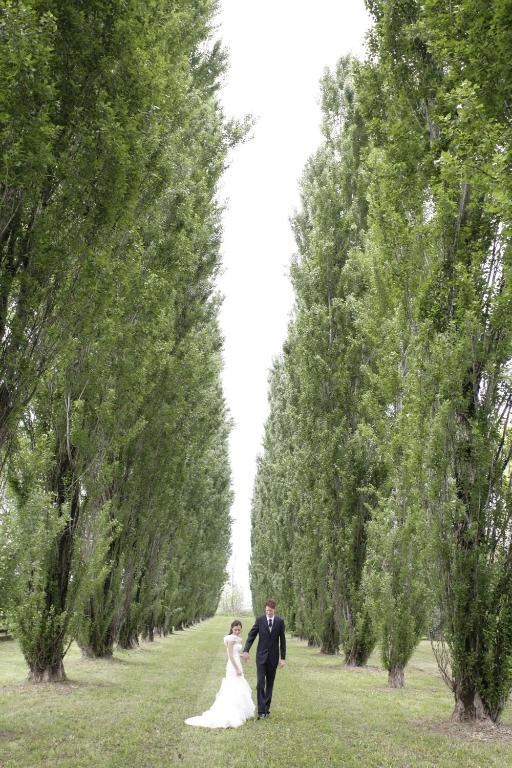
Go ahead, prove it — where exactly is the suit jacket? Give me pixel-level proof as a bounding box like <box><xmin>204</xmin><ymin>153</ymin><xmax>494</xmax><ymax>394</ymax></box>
<box><xmin>244</xmin><ymin>615</ymin><xmax>286</xmax><ymax>668</ymax></box>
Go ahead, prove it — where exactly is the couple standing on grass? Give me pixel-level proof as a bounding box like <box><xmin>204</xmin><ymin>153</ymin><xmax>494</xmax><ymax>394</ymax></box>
<box><xmin>185</xmin><ymin>599</ymin><xmax>286</xmax><ymax>728</ymax></box>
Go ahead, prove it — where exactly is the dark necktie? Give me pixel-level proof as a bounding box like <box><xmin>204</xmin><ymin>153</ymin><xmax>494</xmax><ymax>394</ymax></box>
<box><xmin>268</xmin><ymin>619</ymin><xmax>273</xmax><ymax>631</ymax></box>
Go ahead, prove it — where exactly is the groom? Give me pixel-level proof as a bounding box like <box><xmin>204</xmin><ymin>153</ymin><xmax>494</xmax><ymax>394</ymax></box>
<box><xmin>242</xmin><ymin>599</ymin><xmax>286</xmax><ymax>719</ymax></box>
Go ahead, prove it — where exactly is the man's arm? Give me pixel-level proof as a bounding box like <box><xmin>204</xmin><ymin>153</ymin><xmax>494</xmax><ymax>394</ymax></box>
<box><xmin>243</xmin><ymin>618</ymin><xmax>259</xmax><ymax>654</ymax></box>
<box><xmin>279</xmin><ymin>619</ymin><xmax>286</xmax><ymax>663</ymax></box>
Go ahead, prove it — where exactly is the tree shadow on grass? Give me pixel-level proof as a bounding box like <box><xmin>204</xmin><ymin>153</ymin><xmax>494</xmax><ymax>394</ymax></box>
<box><xmin>413</xmin><ymin>717</ymin><xmax>512</xmax><ymax>744</ymax></box>
<box><xmin>0</xmin><ymin>677</ymin><xmax>114</xmax><ymax>695</ymax></box>
<box><xmin>0</xmin><ymin>730</ymin><xmax>20</xmax><ymax>741</ymax></box>
<box><xmin>317</xmin><ymin>663</ymin><xmax>383</xmax><ymax>673</ymax></box>
<box><xmin>373</xmin><ymin>684</ymin><xmax>445</xmax><ymax>694</ymax></box>
<box><xmin>77</xmin><ymin>654</ymin><xmax>131</xmax><ymax>664</ymax></box>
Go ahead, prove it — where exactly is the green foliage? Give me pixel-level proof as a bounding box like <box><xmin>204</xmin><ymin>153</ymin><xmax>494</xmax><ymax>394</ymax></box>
<box><xmin>0</xmin><ymin>0</ymin><xmax>234</xmax><ymax>679</ymax></box>
<box><xmin>359</xmin><ymin>0</ymin><xmax>512</xmax><ymax>718</ymax></box>
<box><xmin>251</xmin><ymin>59</ymin><xmax>379</xmax><ymax>664</ymax></box>
<box><xmin>252</xmin><ymin>0</ymin><xmax>512</xmax><ymax>720</ymax></box>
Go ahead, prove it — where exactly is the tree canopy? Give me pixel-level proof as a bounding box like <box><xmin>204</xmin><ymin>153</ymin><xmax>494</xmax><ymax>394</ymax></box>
<box><xmin>0</xmin><ymin>0</ymin><xmax>235</xmax><ymax>681</ymax></box>
<box><xmin>250</xmin><ymin>0</ymin><xmax>512</xmax><ymax>722</ymax></box>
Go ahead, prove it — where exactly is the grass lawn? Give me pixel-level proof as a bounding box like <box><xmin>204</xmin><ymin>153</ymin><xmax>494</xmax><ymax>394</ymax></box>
<box><xmin>1</xmin><ymin>614</ymin><xmax>511</xmax><ymax>768</ymax></box>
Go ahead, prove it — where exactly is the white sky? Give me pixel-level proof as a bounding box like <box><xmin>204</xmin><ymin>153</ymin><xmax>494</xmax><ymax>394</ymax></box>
<box><xmin>217</xmin><ymin>1</ymin><xmax>371</xmax><ymax>606</ymax></box>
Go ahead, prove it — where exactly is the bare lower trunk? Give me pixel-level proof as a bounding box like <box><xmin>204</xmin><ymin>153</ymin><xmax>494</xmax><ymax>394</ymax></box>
<box><xmin>452</xmin><ymin>688</ymin><xmax>491</xmax><ymax>722</ymax></box>
<box><xmin>116</xmin><ymin>603</ymin><xmax>140</xmax><ymax>649</ymax></box>
<box><xmin>78</xmin><ymin>613</ymin><xmax>115</xmax><ymax>659</ymax></box>
<box><xmin>321</xmin><ymin>607</ymin><xmax>340</xmax><ymax>654</ymax></box>
<box><xmin>29</xmin><ymin>658</ymin><xmax>66</xmax><ymax>683</ymax></box>
<box><xmin>344</xmin><ymin>640</ymin><xmax>374</xmax><ymax>666</ymax></box>
<box><xmin>117</xmin><ymin>630</ymin><xmax>139</xmax><ymax>650</ymax></box>
<box><xmin>321</xmin><ymin>643</ymin><xmax>338</xmax><ymax>654</ymax></box>
<box><xmin>80</xmin><ymin>643</ymin><xmax>113</xmax><ymax>659</ymax></box>
<box><xmin>388</xmin><ymin>666</ymin><xmax>405</xmax><ymax>688</ymax></box>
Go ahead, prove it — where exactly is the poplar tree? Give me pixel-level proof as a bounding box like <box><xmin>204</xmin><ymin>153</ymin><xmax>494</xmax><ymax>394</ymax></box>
<box><xmin>252</xmin><ymin>4</ymin><xmax>512</xmax><ymax>715</ymax></box>
<box><xmin>251</xmin><ymin>59</ymin><xmax>381</xmax><ymax>663</ymax></box>
<box><xmin>1</xmin><ymin>0</ymin><xmax>233</xmax><ymax>680</ymax></box>
<box><xmin>361</xmin><ymin>0</ymin><xmax>512</xmax><ymax>717</ymax></box>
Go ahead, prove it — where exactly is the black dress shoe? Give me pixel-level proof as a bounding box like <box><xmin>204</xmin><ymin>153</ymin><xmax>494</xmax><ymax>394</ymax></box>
<box><xmin>265</xmin><ymin>712</ymin><xmax>270</xmax><ymax>718</ymax></box>
<box><xmin>257</xmin><ymin>714</ymin><xmax>265</xmax><ymax>720</ymax></box>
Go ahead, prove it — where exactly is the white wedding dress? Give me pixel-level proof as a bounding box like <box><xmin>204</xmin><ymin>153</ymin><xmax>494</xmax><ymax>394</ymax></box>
<box><xmin>185</xmin><ymin>634</ymin><xmax>255</xmax><ymax>728</ymax></box>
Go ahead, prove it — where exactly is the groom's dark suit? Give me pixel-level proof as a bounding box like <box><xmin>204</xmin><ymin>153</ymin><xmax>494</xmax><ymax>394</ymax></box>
<box><xmin>244</xmin><ymin>615</ymin><xmax>286</xmax><ymax>716</ymax></box>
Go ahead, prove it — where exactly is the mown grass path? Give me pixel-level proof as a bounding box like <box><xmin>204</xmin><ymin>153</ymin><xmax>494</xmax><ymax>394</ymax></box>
<box><xmin>1</xmin><ymin>614</ymin><xmax>511</xmax><ymax>767</ymax></box>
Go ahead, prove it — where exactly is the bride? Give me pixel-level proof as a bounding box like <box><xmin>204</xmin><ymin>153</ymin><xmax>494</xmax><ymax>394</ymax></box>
<box><xmin>185</xmin><ymin>620</ymin><xmax>255</xmax><ymax>728</ymax></box>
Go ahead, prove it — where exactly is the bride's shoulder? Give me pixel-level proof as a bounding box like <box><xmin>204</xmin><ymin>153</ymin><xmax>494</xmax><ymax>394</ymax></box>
<box><xmin>224</xmin><ymin>634</ymin><xmax>236</xmax><ymax>644</ymax></box>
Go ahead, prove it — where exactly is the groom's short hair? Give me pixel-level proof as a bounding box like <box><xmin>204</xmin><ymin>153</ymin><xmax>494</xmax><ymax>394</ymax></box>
<box><xmin>265</xmin><ymin>599</ymin><xmax>276</xmax><ymax>609</ymax></box>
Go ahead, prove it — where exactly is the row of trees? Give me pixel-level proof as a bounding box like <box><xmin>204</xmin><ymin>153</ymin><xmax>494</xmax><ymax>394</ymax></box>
<box><xmin>0</xmin><ymin>1</ymin><xmax>235</xmax><ymax>681</ymax></box>
<box><xmin>251</xmin><ymin>0</ymin><xmax>512</xmax><ymax>723</ymax></box>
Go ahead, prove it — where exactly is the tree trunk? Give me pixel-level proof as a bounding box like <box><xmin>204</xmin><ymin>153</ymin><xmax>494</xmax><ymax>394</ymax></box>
<box><xmin>344</xmin><ymin>642</ymin><xmax>371</xmax><ymax>666</ymax></box>
<box><xmin>341</xmin><ymin>605</ymin><xmax>375</xmax><ymax>666</ymax></box>
<box><xmin>321</xmin><ymin>607</ymin><xmax>340</xmax><ymax>654</ymax></box>
<box><xmin>452</xmin><ymin>686</ymin><xmax>490</xmax><ymax>723</ymax></box>
<box><xmin>79</xmin><ymin>641</ymin><xmax>114</xmax><ymax>659</ymax></box>
<box><xmin>388</xmin><ymin>665</ymin><xmax>405</xmax><ymax>688</ymax></box>
<box><xmin>118</xmin><ymin>635</ymin><xmax>139</xmax><ymax>649</ymax></box>
<box><xmin>117</xmin><ymin>621</ymin><xmax>139</xmax><ymax>649</ymax></box>
<box><xmin>29</xmin><ymin>657</ymin><xmax>66</xmax><ymax>683</ymax></box>
<box><xmin>321</xmin><ymin>641</ymin><xmax>338</xmax><ymax>654</ymax></box>
<box><xmin>79</xmin><ymin>597</ymin><xmax>116</xmax><ymax>658</ymax></box>
<box><xmin>21</xmin><ymin>444</ymin><xmax>79</xmax><ymax>683</ymax></box>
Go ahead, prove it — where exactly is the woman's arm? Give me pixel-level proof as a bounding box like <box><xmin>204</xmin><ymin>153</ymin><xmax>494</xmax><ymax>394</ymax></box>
<box><xmin>227</xmin><ymin>641</ymin><xmax>242</xmax><ymax>675</ymax></box>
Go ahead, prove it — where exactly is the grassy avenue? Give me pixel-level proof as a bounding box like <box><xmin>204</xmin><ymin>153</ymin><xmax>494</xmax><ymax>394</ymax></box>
<box><xmin>1</xmin><ymin>614</ymin><xmax>511</xmax><ymax>768</ymax></box>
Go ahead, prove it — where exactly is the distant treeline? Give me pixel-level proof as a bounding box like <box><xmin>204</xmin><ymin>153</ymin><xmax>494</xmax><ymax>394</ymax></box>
<box><xmin>250</xmin><ymin>0</ymin><xmax>512</xmax><ymax>724</ymax></box>
<box><xmin>0</xmin><ymin>1</ymin><xmax>237</xmax><ymax>681</ymax></box>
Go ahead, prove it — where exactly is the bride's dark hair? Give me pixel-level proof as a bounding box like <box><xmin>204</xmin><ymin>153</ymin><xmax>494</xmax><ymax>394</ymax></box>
<box><xmin>229</xmin><ymin>619</ymin><xmax>242</xmax><ymax>635</ymax></box>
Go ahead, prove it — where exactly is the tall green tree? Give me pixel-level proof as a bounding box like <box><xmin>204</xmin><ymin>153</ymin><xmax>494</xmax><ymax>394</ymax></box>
<box><xmin>1</xmin><ymin>0</ymin><xmax>234</xmax><ymax>680</ymax></box>
<box><xmin>361</xmin><ymin>0</ymin><xmax>512</xmax><ymax>718</ymax></box>
<box><xmin>253</xmin><ymin>3</ymin><xmax>512</xmax><ymax>717</ymax></box>
<box><xmin>251</xmin><ymin>59</ymin><xmax>382</xmax><ymax>663</ymax></box>
<box><xmin>250</xmin><ymin>357</ymin><xmax>298</xmax><ymax>628</ymax></box>
<box><xmin>0</xmin><ymin>0</ymin><xmax>173</xmax><ymax>457</ymax></box>
<box><xmin>355</xmin><ymin>57</ymin><xmax>438</xmax><ymax>687</ymax></box>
